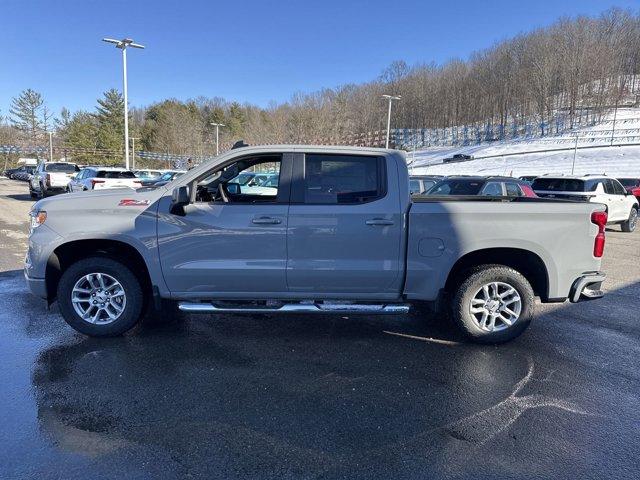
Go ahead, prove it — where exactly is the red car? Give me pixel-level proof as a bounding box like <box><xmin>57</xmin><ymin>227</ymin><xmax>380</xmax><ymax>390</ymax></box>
<box><xmin>617</xmin><ymin>178</ymin><xmax>640</xmax><ymax>201</ymax></box>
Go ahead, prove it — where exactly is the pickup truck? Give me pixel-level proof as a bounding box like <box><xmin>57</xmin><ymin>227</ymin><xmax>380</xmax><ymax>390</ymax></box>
<box><xmin>25</xmin><ymin>145</ymin><xmax>607</xmax><ymax>343</ymax></box>
<box><xmin>29</xmin><ymin>161</ymin><xmax>80</xmax><ymax>198</ymax></box>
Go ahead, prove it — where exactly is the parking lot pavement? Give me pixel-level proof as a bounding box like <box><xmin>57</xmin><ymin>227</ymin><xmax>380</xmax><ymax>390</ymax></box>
<box><xmin>1</xmin><ymin>177</ymin><xmax>639</xmax><ymax>479</ymax></box>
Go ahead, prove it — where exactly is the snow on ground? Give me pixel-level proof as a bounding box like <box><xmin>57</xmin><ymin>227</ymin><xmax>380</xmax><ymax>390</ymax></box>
<box><xmin>408</xmin><ymin>108</ymin><xmax>640</xmax><ymax>177</ymax></box>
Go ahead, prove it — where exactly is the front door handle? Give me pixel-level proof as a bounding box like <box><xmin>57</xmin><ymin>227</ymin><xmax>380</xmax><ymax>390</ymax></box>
<box><xmin>252</xmin><ymin>217</ymin><xmax>282</xmax><ymax>225</ymax></box>
<box><xmin>365</xmin><ymin>218</ymin><xmax>394</xmax><ymax>226</ymax></box>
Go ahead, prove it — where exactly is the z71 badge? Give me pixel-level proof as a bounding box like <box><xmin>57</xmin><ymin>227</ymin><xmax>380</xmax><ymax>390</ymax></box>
<box><xmin>118</xmin><ymin>199</ymin><xmax>150</xmax><ymax>207</ymax></box>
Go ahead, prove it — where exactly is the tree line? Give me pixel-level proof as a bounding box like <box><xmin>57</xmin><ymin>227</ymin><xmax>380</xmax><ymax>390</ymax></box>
<box><xmin>1</xmin><ymin>8</ymin><xmax>639</xmax><ymax>165</ymax></box>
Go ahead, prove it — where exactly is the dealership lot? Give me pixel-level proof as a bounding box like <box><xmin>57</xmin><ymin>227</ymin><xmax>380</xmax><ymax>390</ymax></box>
<box><xmin>0</xmin><ymin>177</ymin><xmax>639</xmax><ymax>479</ymax></box>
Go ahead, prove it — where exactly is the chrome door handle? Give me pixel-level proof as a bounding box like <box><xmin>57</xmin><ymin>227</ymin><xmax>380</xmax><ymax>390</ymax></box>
<box><xmin>252</xmin><ymin>217</ymin><xmax>282</xmax><ymax>225</ymax></box>
<box><xmin>365</xmin><ymin>218</ymin><xmax>394</xmax><ymax>226</ymax></box>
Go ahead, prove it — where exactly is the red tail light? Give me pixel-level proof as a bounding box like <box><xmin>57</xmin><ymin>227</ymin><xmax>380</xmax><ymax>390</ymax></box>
<box><xmin>45</xmin><ymin>173</ymin><xmax>51</xmax><ymax>186</ymax></box>
<box><xmin>590</xmin><ymin>210</ymin><xmax>607</xmax><ymax>258</ymax></box>
<box><xmin>91</xmin><ymin>179</ymin><xmax>105</xmax><ymax>188</ymax></box>
<box><xmin>521</xmin><ymin>185</ymin><xmax>537</xmax><ymax>197</ymax></box>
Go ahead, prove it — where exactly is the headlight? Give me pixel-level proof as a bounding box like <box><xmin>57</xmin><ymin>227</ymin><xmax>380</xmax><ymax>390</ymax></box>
<box><xmin>29</xmin><ymin>210</ymin><xmax>47</xmax><ymax>231</ymax></box>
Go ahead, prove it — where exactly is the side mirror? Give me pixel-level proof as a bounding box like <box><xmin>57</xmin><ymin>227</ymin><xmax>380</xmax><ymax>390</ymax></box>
<box><xmin>226</xmin><ymin>183</ymin><xmax>240</xmax><ymax>195</ymax></box>
<box><xmin>170</xmin><ymin>186</ymin><xmax>190</xmax><ymax>215</ymax></box>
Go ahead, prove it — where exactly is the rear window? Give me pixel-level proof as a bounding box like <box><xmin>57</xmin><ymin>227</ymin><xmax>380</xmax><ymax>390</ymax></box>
<box><xmin>531</xmin><ymin>178</ymin><xmax>586</xmax><ymax>192</ymax></box>
<box><xmin>428</xmin><ymin>179</ymin><xmax>484</xmax><ymax>195</ymax></box>
<box><xmin>96</xmin><ymin>170</ymin><xmax>136</xmax><ymax>179</ymax></box>
<box><xmin>45</xmin><ymin>163</ymin><xmax>78</xmax><ymax>173</ymax></box>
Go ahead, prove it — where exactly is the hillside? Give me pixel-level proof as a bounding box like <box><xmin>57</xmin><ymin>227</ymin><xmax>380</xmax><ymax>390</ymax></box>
<box><xmin>409</xmin><ymin>108</ymin><xmax>640</xmax><ymax>177</ymax></box>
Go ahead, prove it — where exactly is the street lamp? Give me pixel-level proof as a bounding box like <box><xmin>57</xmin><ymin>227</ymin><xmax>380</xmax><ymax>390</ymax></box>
<box><xmin>129</xmin><ymin>137</ymin><xmax>140</xmax><ymax>170</ymax></box>
<box><xmin>210</xmin><ymin>122</ymin><xmax>225</xmax><ymax>156</ymax></box>
<box><xmin>102</xmin><ymin>37</ymin><xmax>145</xmax><ymax>170</ymax></box>
<box><xmin>382</xmin><ymin>94</ymin><xmax>401</xmax><ymax>149</ymax></box>
<box><xmin>46</xmin><ymin>131</ymin><xmax>54</xmax><ymax>161</ymax></box>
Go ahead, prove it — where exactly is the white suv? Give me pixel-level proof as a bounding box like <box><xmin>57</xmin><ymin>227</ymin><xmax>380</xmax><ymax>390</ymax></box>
<box><xmin>532</xmin><ymin>175</ymin><xmax>638</xmax><ymax>232</ymax></box>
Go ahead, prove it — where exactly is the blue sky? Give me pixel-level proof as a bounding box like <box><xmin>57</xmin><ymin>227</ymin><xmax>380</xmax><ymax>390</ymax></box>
<box><xmin>1</xmin><ymin>0</ymin><xmax>638</xmax><ymax>116</ymax></box>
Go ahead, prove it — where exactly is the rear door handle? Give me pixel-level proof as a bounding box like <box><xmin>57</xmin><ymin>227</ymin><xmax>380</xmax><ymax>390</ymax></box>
<box><xmin>365</xmin><ymin>218</ymin><xmax>394</xmax><ymax>226</ymax></box>
<box><xmin>252</xmin><ymin>216</ymin><xmax>282</xmax><ymax>225</ymax></box>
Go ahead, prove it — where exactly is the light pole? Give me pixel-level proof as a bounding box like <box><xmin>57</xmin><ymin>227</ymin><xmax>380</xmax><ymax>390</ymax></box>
<box><xmin>210</xmin><ymin>122</ymin><xmax>225</xmax><ymax>155</ymax></box>
<box><xmin>47</xmin><ymin>131</ymin><xmax>54</xmax><ymax>161</ymax></box>
<box><xmin>382</xmin><ymin>94</ymin><xmax>401</xmax><ymax>149</ymax></box>
<box><xmin>571</xmin><ymin>134</ymin><xmax>579</xmax><ymax>175</ymax></box>
<box><xmin>102</xmin><ymin>37</ymin><xmax>145</xmax><ymax>170</ymax></box>
<box><xmin>129</xmin><ymin>137</ymin><xmax>140</xmax><ymax>170</ymax></box>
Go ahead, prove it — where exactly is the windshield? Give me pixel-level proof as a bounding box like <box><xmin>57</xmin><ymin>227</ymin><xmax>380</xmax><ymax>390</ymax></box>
<box><xmin>45</xmin><ymin>163</ymin><xmax>78</xmax><ymax>173</ymax></box>
<box><xmin>234</xmin><ymin>172</ymin><xmax>256</xmax><ymax>185</ymax></box>
<box><xmin>531</xmin><ymin>178</ymin><xmax>585</xmax><ymax>192</ymax></box>
<box><xmin>97</xmin><ymin>170</ymin><xmax>136</xmax><ymax>179</ymax></box>
<box><xmin>427</xmin><ymin>179</ymin><xmax>484</xmax><ymax>195</ymax></box>
<box><xmin>618</xmin><ymin>178</ymin><xmax>639</xmax><ymax>187</ymax></box>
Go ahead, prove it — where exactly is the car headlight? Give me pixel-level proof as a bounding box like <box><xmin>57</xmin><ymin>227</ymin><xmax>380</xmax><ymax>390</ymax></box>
<box><xmin>29</xmin><ymin>210</ymin><xmax>47</xmax><ymax>231</ymax></box>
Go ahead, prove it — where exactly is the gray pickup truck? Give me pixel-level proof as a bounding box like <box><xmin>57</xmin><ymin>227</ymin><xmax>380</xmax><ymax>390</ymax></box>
<box><xmin>25</xmin><ymin>145</ymin><xmax>607</xmax><ymax>343</ymax></box>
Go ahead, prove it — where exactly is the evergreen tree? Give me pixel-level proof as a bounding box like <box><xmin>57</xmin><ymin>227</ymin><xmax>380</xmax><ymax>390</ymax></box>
<box><xmin>9</xmin><ymin>89</ymin><xmax>47</xmax><ymax>144</ymax></box>
<box><xmin>94</xmin><ymin>89</ymin><xmax>126</xmax><ymax>161</ymax></box>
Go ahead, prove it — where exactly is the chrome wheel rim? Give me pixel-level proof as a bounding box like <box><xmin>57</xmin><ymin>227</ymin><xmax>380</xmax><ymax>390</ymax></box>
<box><xmin>71</xmin><ymin>273</ymin><xmax>126</xmax><ymax>324</ymax></box>
<box><xmin>470</xmin><ymin>281</ymin><xmax>522</xmax><ymax>332</ymax></box>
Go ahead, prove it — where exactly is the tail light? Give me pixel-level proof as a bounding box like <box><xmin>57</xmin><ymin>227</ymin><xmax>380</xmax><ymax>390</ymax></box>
<box><xmin>590</xmin><ymin>210</ymin><xmax>607</xmax><ymax>258</ymax></box>
<box><xmin>45</xmin><ymin>174</ymin><xmax>51</xmax><ymax>186</ymax></box>
<box><xmin>91</xmin><ymin>179</ymin><xmax>105</xmax><ymax>188</ymax></box>
<box><xmin>521</xmin><ymin>185</ymin><xmax>537</xmax><ymax>197</ymax></box>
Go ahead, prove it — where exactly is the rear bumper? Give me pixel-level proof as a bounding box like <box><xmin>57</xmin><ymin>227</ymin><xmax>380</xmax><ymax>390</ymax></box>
<box><xmin>569</xmin><ymin>272</ymin><xmax>606</xmax><ymax>303</ymax></box>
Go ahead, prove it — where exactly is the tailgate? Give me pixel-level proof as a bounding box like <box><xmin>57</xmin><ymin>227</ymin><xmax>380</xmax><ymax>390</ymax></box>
<box><xmin>49</xmin><ymin>173</ymin><xmax>74</xmax><ymax>187</ymax></box>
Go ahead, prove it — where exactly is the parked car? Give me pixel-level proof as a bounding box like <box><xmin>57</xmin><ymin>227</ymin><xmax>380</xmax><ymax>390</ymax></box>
<box><xmin>443</xmin><ymin>153</ymin><xmax>474</xmax><ymax>163</ymax></box>
<box><xmin>29</xmin><ymin>162</ymin><xmax>80</xmax><ymax>198</ymax></box>
<box><xmin>617</xmin><ymin>177</ymin><xmax>640</xmax><ymax>201</ymax></box>
<box><xmin>409</xmin><ymin>175</ymin><xmax>443</xmax><ymax>195</ymax></box>
<box><xmin>67</xmin><ymin>167</ymin><xmax>142</xmax><ymax>192</ymax></box>
<box><xmin>532</xmin><ymin>176</ymin><xmax>638</xmax><ymax>232</ymax></box>
<box><xmin>134</xmin><ymin>169</ymin><xmax>164</xmax><ymax>180</ymax></box>
<box><xmin>518</xmin><ymin>175</ymin><xmax>538</xmax><ymax>185</ymax></box>
<box><xmin>427</xmin><ymin>176</ymin><xmax>537</xmax><ymax>197</ymax></box>
<box><xmin>26</xmin><ymin>146</ymin><xmax>607</xmax><ymax>344</ymax></box>
<box><xmin>139</xmin><ymin>170</ymin><xmax>186</xmax><ymax>187</ymax></box>
<box><xmin>5</xmin><ymin>165</ymin><xmax>35</xmax><ymax>180</ymax></box>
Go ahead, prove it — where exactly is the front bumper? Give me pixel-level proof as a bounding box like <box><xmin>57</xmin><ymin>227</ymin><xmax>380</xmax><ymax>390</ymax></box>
<box><xmin>569</xmin><ymin>272</ymin><xmax>606</xmax><ymax>303</ymax></box>
<box><xmin>24</xmin><ymin>270</ymin><xmax>47</xmax><ymax>299</ymax></box>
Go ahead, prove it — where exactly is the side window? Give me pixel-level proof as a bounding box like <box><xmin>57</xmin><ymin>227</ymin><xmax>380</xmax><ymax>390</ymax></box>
<box><xmin>611</xmin><ymin>180</ymin><xmax>626</xmax><ymax>196</ymax></box>
<box><xmin>480</xmin><ymin>181</ymin><xmax>504</xmax><ymax>196</ymax></box>
<box><xmin>195</xmin><ymin>155</ymin><xmax>282</xmax><ymax>204</ymax></box>
<box><xmin>603</xmin><ymin>179</ymin><xmax>616</xmax><ymax>195</ymax></box>
<box><xmin>409</xmin><ymin>179</ymin><xmax>420</xmax><ymax>194</ymax></box>
<box><xmin>505</xmin><ymin>182</ymin><xmax>523</xmax><ymax>197</ymax></box>
<box><xmin>302</xmin><ymin>154</ymin><xmax>384</xmax><ymax>204</ymax></box>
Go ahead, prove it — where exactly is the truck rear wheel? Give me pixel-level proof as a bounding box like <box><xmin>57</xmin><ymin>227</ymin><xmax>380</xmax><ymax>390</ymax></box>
<box><xmin>57</xmin><ymin>257</ymin><xmax>144</xmax><ymax>337</ymax></box>
<box><xmin>451</xmin><ymin>265</ymin><xmax>534</xmax><ymax>344</ymax></box>
<box><xmin>621</xmin><ymin>207</ymin><xmax>637</xmax><ymax>232</ymax></box>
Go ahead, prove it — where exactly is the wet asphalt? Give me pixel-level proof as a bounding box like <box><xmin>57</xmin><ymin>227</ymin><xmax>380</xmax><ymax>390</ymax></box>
<box><xmin>0</xmin><ymin>178</ymin><xmax>639</xmax><ymax>479</ymax></box>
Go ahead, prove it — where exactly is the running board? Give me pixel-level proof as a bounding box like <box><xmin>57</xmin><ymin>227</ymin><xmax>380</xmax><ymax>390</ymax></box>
<box><xmin>178</xmin><ymin>302</ymin><xmax>410</xmax><ymax>314</ymax></box>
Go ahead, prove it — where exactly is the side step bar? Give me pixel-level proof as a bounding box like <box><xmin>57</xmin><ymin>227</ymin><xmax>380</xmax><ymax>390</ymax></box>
<box><xmin>178</xmin><ymin>302</ymin><xmax>410</xmax><ymax>314</ymax></box>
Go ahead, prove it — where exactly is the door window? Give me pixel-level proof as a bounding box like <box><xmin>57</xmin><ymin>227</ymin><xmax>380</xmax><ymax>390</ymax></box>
<box><xmin>603</xmin><ymin>179</ymin><xmax>616</xmax><ymax>195</ymax></box>
<box><xmin>611</xmin><ymin>180</ymin><xmax>626</xmax><ymax>196</ymax></box>
<box><xmin>301</xmin><ymin>154</ymin><xmax>384</xmax><ymax>204</ymax></box>
<box><xmin>480</xmin><ymin>181</ymin><xmax>504</xmax><ymax>196</ymax></box>
<box><xmin>505</xmin><ymin>182</ymin><xmax>524</xmax><ymax>197</ymax></box>
<box><xmin>195</xmin><ymin>155</ymin><xmax>283</xmax><ymax>204</ymax></box>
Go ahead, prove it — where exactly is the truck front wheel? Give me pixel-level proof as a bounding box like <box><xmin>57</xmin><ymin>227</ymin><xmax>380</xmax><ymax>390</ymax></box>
<box><xmin>57</xmin><ymin>257</ymin><xmax>144</xmax><ymax>337</ymax></box>
<box><xmin>451</xmin><ymin>265</ymin><xmax>534</xmax><ymax>344</ymax></box>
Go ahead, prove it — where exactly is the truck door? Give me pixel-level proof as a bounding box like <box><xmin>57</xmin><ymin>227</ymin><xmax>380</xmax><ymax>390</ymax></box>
<box><xmin>157</xmin><ymin>153</ymin><xmax>292</xmax><ymax>297</ymax></box>
<box><xmin>286</xmin><ymin>153</ymin><xmax>403</xmax><ymax>296</ymax></box>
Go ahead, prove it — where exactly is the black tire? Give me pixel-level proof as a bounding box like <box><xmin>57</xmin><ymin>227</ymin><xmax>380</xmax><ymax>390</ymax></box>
<box><xmin>451</xmin><ymin>265</ymin><xmax>535</xmax><ymax>344</ymax></box>
<box><xmin>621</xmin><ymin>207</ymin><xmax>637</xmax><ymax>233</ymax></box>
<box><xmin>57</xmin><ymin>257</ymin><xmax>145</xmax><ymax>337</ymax></box>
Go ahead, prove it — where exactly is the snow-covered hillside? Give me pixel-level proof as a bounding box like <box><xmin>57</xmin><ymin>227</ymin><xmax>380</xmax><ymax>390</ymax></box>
<box><xmin>409</xmin><ymin>108</ymin><xmax>640</xmax><ymax>177</ymax></box>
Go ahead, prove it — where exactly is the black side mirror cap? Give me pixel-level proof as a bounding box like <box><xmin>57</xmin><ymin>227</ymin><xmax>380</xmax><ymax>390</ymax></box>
<box><xmin>170</xmin><ymin>186</ymin><xmax>190</xmax><ymax>215</ymax></box>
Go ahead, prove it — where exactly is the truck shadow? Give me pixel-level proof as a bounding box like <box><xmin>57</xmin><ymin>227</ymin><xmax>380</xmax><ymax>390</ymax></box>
<box><xmin>29</xmin><ymin>279</ymin><xmax>640</xmax><ymax>478</ymax></box>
